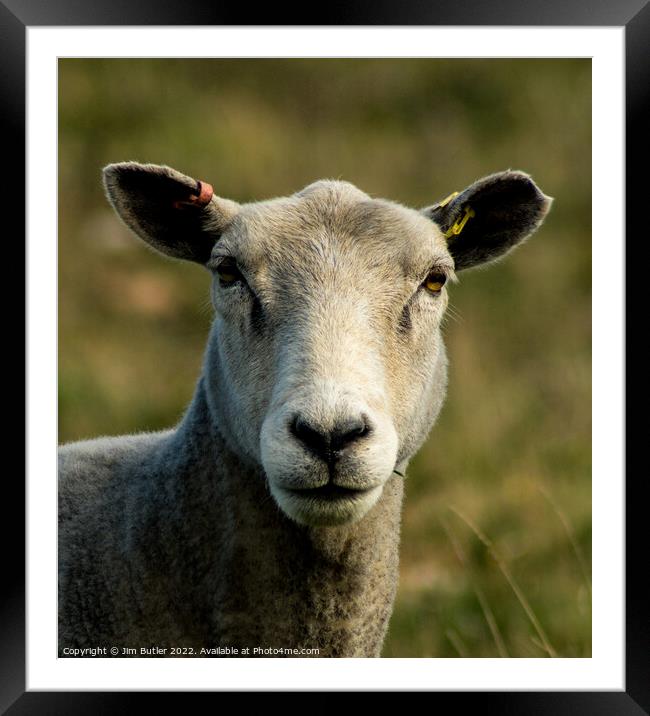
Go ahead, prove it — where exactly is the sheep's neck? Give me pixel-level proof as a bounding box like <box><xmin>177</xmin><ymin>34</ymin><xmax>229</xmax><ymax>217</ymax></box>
<box><xmin>160</xmin><ymin>378</ymin><xmax>404</xmax><ymax>657</ymax></box>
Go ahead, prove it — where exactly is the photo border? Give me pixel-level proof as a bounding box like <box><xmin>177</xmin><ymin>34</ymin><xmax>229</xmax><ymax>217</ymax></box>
<box><xmin>4</xmin><ymin>0</ymin><xmax>646</xmax><ymax>711</ymax></box>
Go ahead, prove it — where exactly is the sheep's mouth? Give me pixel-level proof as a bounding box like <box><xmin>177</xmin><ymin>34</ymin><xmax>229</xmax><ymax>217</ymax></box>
<box><xmin>285</xmin><ymin>483</ymin><xmax>373</xmax><ymax>501</ymax></box>
<box><xmin>269</xmin><ymin>480</ymin><xmax>384</xmax><ymax>526</ymax></box>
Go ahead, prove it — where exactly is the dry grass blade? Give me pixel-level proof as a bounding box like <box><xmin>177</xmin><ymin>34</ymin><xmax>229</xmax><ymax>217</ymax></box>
<box><xmin>530</xmin><ymin>635</ymin><xmax>549</xmax><ymax>655</ymax></box>
<box><xmin>445</xmin><ymin>628</ymin><xmax>469</xmax><ymax>658</ymax></box>
<box><xmin>450</xmin><ymin>507</ymin><xmax>558</xmax><ymax>658</ymax></box>
<box><xmin>536</xmin><ymin>482</ymin><xmax>591</xmax><ymax>594</ymax></box>
<box><xmin>441</xmin><ymin>515</ymin><xmax>509</xmax><ymax>658</ymax></box>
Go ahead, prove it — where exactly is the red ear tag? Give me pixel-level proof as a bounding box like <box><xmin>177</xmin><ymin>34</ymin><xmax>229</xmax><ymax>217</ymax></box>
<box><xmin>172</xmin><ymin>180</ymin><xmax>214</xmax><ymax>209</ymax></box>
<box><xmin>194</xmin><ymin>180</ymin><xmax>214</xmax><ymax>206</ymax></box>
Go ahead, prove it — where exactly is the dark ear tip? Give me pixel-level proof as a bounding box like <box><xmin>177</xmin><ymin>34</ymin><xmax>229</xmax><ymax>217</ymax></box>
<box><xmin>497</xmin><ymin>170</ymin><xmax>549</xmax><ymax>203</ymax></box>
<box><xmin>495</xmin><ymin>169</ymin><xmax>540</xmax><ymax>189</ymax></box>
<box><xmin>102</xmin><ymin>164</ymin><xmax>124</xmax><ymax>202</ymax></box>
<box><xmin>103</xmin><ymin>161</ymin><xmax>132</xmax><ymax>174</ymax></box>
<box><xmin>543</xmin><ymin>194</ymin><xmax>554</xmax><ymax>208</ymax></box>
<box><xmin>478</xmin><ymin>170</ymin><xmax>547</xmax><ymax>202</ymax></box>
<box><xmin>102</xmin><ymin>161</ymin><xmax>149</xmax><ymax>182</ymax></box>
<box><xmin>102</xmin><ymin>162</ymin><xmax>139</xmax><ymax>193</ymax></box>
<box><xmin>102</xmin><ymin>163</ymin><xmax>118</xmax><ymax>181</ymax></box>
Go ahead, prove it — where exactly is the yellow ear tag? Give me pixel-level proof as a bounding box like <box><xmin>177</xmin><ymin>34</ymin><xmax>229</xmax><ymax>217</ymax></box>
<box><xmin>436</xmin><ymin>191</ymin><xmax>459</xmax><ymax>209</ymax></box>
<box><xmin>444</xmin><ymin>205</ymin><xmax>475</xmax><ymax>239</ymax></box>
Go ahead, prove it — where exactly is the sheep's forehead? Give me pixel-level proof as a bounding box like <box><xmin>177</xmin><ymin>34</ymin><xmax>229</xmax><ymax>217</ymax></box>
<box><xmin>221</xmin><ymin>181</ymin><xmax>450</xmax><ymax>283</ymax></box>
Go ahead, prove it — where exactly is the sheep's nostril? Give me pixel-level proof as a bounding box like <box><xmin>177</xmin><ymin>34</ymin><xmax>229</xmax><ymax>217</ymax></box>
<box><xmin>330</xmin><ymin>417</ymin><xmax>371</xmax><ymax>452</ymax></box>
<box><xmin>290</xmin><ymin>416</ymin><xmax>330</xmax><ymax>459</ymax></box>
<box><xmin>289</xmin><ymin>414</ymin><xmax>371</xmax><ymax>463</ymax></box>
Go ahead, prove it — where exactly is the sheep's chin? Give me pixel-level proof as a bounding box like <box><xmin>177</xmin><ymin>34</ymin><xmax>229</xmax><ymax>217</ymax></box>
<box><xmin>268</xmin><ymin>483</ymin><xmax>384</xmax><ymax>527</ymax></box>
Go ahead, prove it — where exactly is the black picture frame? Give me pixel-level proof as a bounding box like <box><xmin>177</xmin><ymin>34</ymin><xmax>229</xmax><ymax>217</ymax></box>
<box><xmin>3</xmin><ymin>1</ymin><xmax>646</xmax><ymax>712</ymax></box>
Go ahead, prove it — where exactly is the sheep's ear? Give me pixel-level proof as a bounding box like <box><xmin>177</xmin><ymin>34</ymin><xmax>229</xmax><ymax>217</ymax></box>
<box><xmin>422</xmin><ymin>170</ymin><xmax>552</xmax><ymax>271</ymax></box>
<box><xmin>102</xmin><ymin>162</ymin><xmax>240</xmax><ymax>264</ymax></box>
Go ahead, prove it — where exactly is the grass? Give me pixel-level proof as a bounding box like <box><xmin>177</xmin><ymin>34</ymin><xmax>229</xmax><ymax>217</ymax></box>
<box><xmin>450</xmin><ymin>508</ymin><xmax>557</xmax><ymax>658</ymax></box>
<box><xmin>58</xmin><ymin>58</ymin><xmax>592</xmax><ymax>657</ymax></box>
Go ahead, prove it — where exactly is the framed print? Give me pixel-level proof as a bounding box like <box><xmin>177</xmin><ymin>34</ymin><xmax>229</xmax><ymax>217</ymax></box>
<box><xmin>3</xmin><ymin>0</ymin><xmax>646</xmax><ymax>712</ymax></box>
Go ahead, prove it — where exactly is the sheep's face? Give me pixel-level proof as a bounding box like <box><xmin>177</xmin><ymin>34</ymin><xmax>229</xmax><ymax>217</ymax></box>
<box><xmin>204</xmin><ymin>181</ymin><xmax>452</xmax><ymax>526</ymax></box>
<box><xmin>103</xmin><ymin>163</ymin><xmax>550</xmax><ymax>528</ymax></box>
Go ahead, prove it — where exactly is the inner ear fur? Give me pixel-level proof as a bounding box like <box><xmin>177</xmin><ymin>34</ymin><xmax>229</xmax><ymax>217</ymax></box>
<box><xmin>103</xmin><ymin>162</ymin><xmax>239</xmax><ymax>264</ymax></box>
<box><xmin>423</xmin><ymin>170</ymin><xmax>552</xmax><ymax>271</ymax></box>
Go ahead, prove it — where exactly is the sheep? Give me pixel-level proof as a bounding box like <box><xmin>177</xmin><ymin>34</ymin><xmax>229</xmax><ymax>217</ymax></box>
<box><xmin>58</xmin><ymin>162</ymin><xmax>551</xmax><ymax>657</ymax></box>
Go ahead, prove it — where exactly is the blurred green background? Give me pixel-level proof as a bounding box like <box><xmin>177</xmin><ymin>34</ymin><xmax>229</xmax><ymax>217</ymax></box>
<box><xmin>58</xmin><ymin>59</ymin><xmax>591</xmax><ymax>658</ymax></box>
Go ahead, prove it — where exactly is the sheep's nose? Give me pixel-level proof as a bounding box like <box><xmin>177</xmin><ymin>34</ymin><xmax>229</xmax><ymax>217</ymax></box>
<box><xmin>290</xmin><ymin>414</ymin><xmax>371</xmax><ymax>463</ymax></box>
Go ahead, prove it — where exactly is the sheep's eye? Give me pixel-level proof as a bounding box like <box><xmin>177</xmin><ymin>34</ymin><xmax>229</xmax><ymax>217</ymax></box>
<box><xmin>215</xmin><ymin>258</ymin><xmax>242</xmax><ymax>286</ymax></box>
<box><xmin>423</xmin><ymin>272</ymin><xmax>447</xmax><ymax>294</ymax></box>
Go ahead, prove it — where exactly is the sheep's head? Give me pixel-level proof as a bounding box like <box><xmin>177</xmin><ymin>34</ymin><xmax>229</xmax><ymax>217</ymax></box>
<box><xmin>103</xmin><ymin>163</ymin><xmax>551</xmax><ymax>527</ymax></box>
